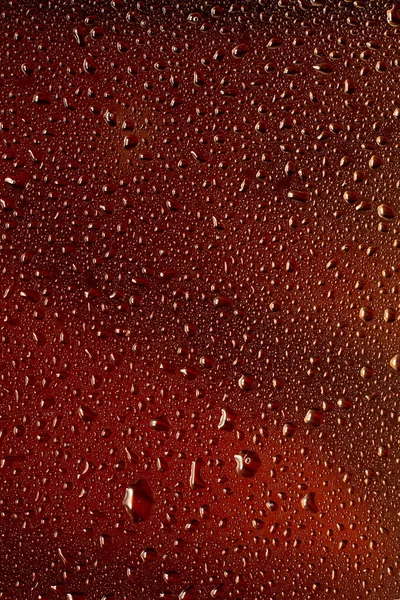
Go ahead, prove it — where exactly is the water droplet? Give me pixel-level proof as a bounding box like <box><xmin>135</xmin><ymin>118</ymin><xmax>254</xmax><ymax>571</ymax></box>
<box><xmin>150</xmin><ymin>415</ymin><xmax>171</xmax><ymax>431</ymax></box>
<box><xmin>378</xmin><ymin>203</ymin><xmax>396</xmax><ymax>220</ymax></box>
<box><xmin>282</xmin><ymin>422</ymin><xmax>297</xmax><ymax>438</ymax></box>
<box><xmin>359</xmin><ymin>306</ymin><xmax>374</xmax><ymax>322</ymax></box>
<box><xmin>218</xmin><ymin>407</ymin><xmax>237</xmax><ymax>431</ymax></box>
<box><xmin>232</xmin><ymin>43</ymin><xmax>249</xmax><ymax>59</ymax></box>
<box><xmin>234</xmin><ymin>450</ymin><xmax>261</xmax><ymax>477</ymax></box>
<box><xmin>390</xmin><ymin>355</ymin><xmax>400</xmax><ymax>371</ymax></box>
<box><xmin>387</xmin><ymin>3</ymin><xmax>400</xmax><ymax>27</ymax></box>
<box><xmin>304</xmin><ymin>408</ymin><xmax>324</xmax><ymax>427</ymax></box>
<box><xmin>238</xmin><ymin>374</ymin><xmax>254</xmax><ymax>391</ymax></box>
<box><xmin>123</xmin><ymin>480</ymin><xmax>155</xmax><ymax>522</ymax></box>
<box><xmin>301</xmin><ymin>492</ymin><xmax>318</xmax><ymax>513</ymax></box>
<box><xmin>190</xmin><ymin>458</ymin><xmax>206</xmax><ymax>489</ymax></box>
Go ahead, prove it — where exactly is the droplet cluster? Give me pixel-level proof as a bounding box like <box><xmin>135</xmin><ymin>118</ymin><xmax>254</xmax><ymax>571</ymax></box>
<box><xmin>1</xmin><ymin>1</ymin><xmax>400</xmax><ymax>599</ymax></box>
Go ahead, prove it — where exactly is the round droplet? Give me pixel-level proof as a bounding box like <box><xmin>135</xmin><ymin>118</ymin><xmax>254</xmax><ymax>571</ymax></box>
<box><xmin>384</xmin><ymin>308</ymin><xmax>397</xmax><ymax>322</ymax></box>
<box><xmin>387</xmin><ymin>3</ymin><xmax>400</xmax><ymax>27</ymax></box>
<box><xmin>83</xmin><ymin>57</ymin><xmax>96</xmax><ymax>74</ymax></box>
<box><xmin>304</xmin><ymin>408</ymin><xmax>323</xmax><ymax>426</ymax></box>
<box><xmin>313</xmin><ymin>62</ymin><xmax>334</xmax><ymax>74</ymax></box>
<box><xmin>124</xmin><ymin>135</ymin><xmax>138</xmax><ymax>149</ymax></box>
<box><xmin>282</xmin><ymin>422</ymin><xmax>297</xmax><ymax>438</ymax></box>
<box><xmin>301</xmin><ymin>492</ymin><xmax>318</xmax><ymax>513</ymax></box>
<box><xmin>123</xmin><ymin>480</ymin><xmax>155</xmax><ymax>522</ymax></box>
<box><xmin>140</xmin><ymin>547</ymin><xmax>158</xmax><ymax>563</ymax></box>
<box><xmin>232</xmin><ymin>43</ymin><xmax>249</xmax><ymax>58</ymax></box>
<box><xmin>360</xmin><ymin>366</ymin><xmax>374</xmax><ymax>379</ymax></box>
<box><xmin>234</xmin><ymin>450</ymin><xmax>261</xmax><ymax>477</ymax></box>
<box><xmin>369</xmin><ymin>155</ymin><xmax>383</xmax><ymax>169</ymax></box>
<box><xmin>238</xmin><ymin>374</ymin><xmax>254</xmax><ymax>391</ymax></box>
<box><xmin>267</xmin><ymin>500</ymin><xmax>279</xmax><ymax>512</ymax></box>
<box><xmin>359</xmin><ymin>306</ymin><xmax>374</xmax><ymax>321</ymax></box>
<box><xmin>288</xmin><ymin>190</ymin><xmax>308</xmax><ymax>203</ymax></box>
<box><xmin>150</xmin><ymin>415</ymin><xmax>171</xmax><ymax>431</ymax></box>
<box><xmin>390</xmin><ymin>354</ymin><xmax>400</xmax><ymax>371</ymax></box>
<box><xmin>218</xmin><ymin>407</ymin><xmax>237</xmax><ymax>431</ymax></box>
<box><xmin>343</xmin><ymin>190</ymin><xmax>358</xmax><ymax>204</ymax></box>
<box><xmin>377</xmin><ymin>204</ymin><xmax>395</xmax><ymax>220</ymax></box>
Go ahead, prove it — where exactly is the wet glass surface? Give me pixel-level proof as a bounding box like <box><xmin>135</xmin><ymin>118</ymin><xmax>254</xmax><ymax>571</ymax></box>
<box><xmin>1</xmin><ymin>1</ymin><xmax>400</xmax><ymax>598</ymax></box>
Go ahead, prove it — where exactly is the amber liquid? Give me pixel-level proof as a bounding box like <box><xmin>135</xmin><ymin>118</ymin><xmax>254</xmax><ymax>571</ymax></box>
<box><xmin>1</xmin><ymin>2</ymin><xmax>400</xmax><ymax>599</ymax></box>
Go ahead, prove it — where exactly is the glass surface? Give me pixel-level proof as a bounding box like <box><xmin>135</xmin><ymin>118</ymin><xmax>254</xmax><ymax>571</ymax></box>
<box><xmin>1</xmin><ymin>1</ymin><xmax>399</xmax><ymax>599</ymax></box>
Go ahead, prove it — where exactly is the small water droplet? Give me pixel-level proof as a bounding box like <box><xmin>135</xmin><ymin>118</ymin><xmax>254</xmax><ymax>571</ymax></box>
<box><xmin>123</xmin><ymin>480</ymin><xmax>155</xmax><ymax>522</ymax></box>
<box><xmin>234</xmin><ymin>450</ymin><xmax>261</xmax><ymax>477</ymax></box>
<box><xmin>301</xmin><ymin>492</ymin><xmax>318</xmax><ymax>513</ymax></box>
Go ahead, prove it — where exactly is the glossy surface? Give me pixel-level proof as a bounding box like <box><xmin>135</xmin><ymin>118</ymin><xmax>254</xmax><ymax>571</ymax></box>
<box><xmin>1</xmin><ymin>1</ymin><xmax>400</xmax><ymax>598</ymax></box>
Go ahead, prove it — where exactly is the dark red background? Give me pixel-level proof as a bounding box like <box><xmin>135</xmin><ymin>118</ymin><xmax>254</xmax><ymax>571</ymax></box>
<box><xmin>0</xmin><ymin>1</ymin><xmax>399</xmax><ymax>598</ymax></box>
